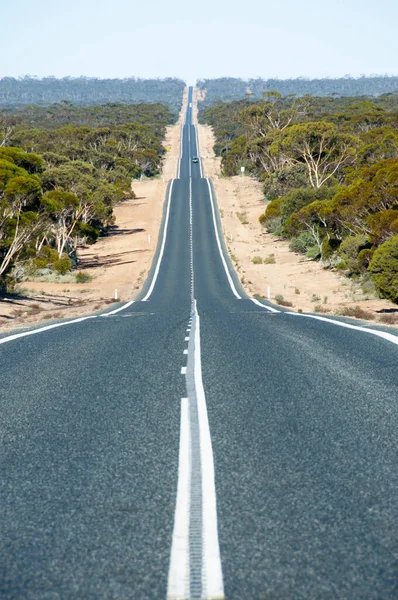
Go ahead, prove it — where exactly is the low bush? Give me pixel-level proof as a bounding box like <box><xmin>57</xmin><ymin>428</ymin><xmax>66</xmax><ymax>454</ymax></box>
<box><xmin>75</xmin><ymin>272</ymin><xmax>92</xmax><ymax>283</ymax></box>
<box><xmin>263</xmin><ymin>216</ymin><xmax>283</xmax><ymax>235</ymax></box>
<box><xmin>251</xmin><ymin>256</ymin><xmax>263</xmax><ymax>264</ymax></box>
<box><xmin>338</xmin><ymin>234</ymin><xmax>371</xmax><ymax>273</ymax></box>
<box><xmin>306</xmin><ymin>246</ymin><xmax>321</xmax><ymax>260</ymax></box>
<box><xmin>264</xmin><ymin>254</ymin><xmax>276</xmax><ymax>264</ymax></box>
<box><xmin>369</xmin><ymin>235</ymin><xmax>398</xmax><ymax>303</ymax></box>
<box><xmin>289</xmin><ymin>232</ymin><xmax>315</xmax><ymax>254</ymax></box>
<box><xmin>264</xmin><ymin>198</ymin><xmax>282</xmax><ymax>219</ymax></box>
<box><xmin>377</xmin><ymin>313</ymin><xmax>398</xmax><ymax>325</ymax></box>
<box><xmin>258</xmin><ymin>213</ymin><xmax>266</xmax><ymax>226</ymax></box>
<box><xmin>32</xmin><ymin>247</ymin><xmax>72</xmax><ymax>275</ymax></box>
<box><xmin>236</xmin><ymin>211</ymin><xmax>249</xmax><ymax>224</ymax></box>
<box><xmin>275</xmin><ymin>294</ymin><xmax>293</xmax><ymax>307</ymax></box>
<box><xmin>321</xmin><ymin>238</ymin><xmax>341</xmax><ymax>265</ymax></box>
<box><xmin>337</xmin><ymin>306</ymin><xmax>376</xmax><ymax>320</ymax></box>
<box><xmin>314</xmin><ymin>305</ymin><xmax>331</xmax><ymax>313</ymax></box>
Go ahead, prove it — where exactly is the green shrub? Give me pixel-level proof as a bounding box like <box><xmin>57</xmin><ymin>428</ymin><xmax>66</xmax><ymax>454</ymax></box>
<box><xmin>359</xmin><ymin>271</ymin><xmax>377</xmax><ymax>296</ymax></box>
<box><xmin>53</xmin><ymin>255</ymin><xmax>73</xmax><ymax>275</ymax></box>
<box><xmin>262</xmin><ymin>166</ymin><xmax>308</xmax><ymax>201</ymax></box>
<box><xmin>369</xmin><ymin>235</ymin><xmax>398</xmax><ymax>303</ymax></box>
<box><xmin>336</xmin><ymin>260</ymin><xmax>347</xmax><ymax>270</ymax></box>
<box><xmin>306</xmin><ymin>246</ymin><xmax>321</xmax><ymax>260</ymax></box>
<box><xmin>75</xmin><ymin>272</ymin><xmax>92</xmax><ymax>283</ymax></box>
<box><xmin>338</xmin><ymin>234</ymin><xmax>370</xmax><ymax>273</ymax></box>
<box><xmin>280</xmin><ymin>186</ymin><xmax>337</xmax><ymax>222</ymax></box>
<box><xmin>310</xmin><ymin>294</ymin><xmax>321</xmax><ymax>302</ymax></box>
<box><xmin>321</xmin><ymin>237</ymin><xmax>340</xmax><ymax>262</ymax></box>
<box><xmin>289</xmin><ymin>232</ymin><xmax>315</xmax><ymax>254</ymax></box>
<box><xmin>33</xmin><ymin>247</ymin><xmax>59</xmax><ymax>270</ymax></box>
<box><xmin>264</xmin><ymin>198</ymin><xmax>282</xmax><ymax>219</ymax></box>
<box><xmin>251</xmin><ymin>256</ymin><xmax>263</xmax><ymax>264</ymax></box>
<box><xmin>264</xmin><ymin>216</ymin><xmax>283</xmax><ymax>235</ymax></box>
<box><xmin>264</xmin><ymin>254</ymin><xmax>276</xmax><ymax>264</ymax></box>
<box><xmin>32</xmin><ymin>247</ymin><xmax>72</xmax><ymax>275</ymax></box>
<box><xmin>357</xmin><ymin>248</ymin><xmax>374</xmax><ymax>270</ymax></box>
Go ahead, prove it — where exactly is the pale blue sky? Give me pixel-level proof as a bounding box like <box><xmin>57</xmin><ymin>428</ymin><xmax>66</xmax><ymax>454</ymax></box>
<box><xmin>2</xmin><ymin>0</ymin><xmax>397</xmax><ymax>83</ymax></box>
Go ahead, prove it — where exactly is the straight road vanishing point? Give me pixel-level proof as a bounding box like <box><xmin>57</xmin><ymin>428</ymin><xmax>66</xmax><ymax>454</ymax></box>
<box><xmin>1</xmin><ymin>88</ymin><xmax>397</xmax><ymax>599</ymax></box>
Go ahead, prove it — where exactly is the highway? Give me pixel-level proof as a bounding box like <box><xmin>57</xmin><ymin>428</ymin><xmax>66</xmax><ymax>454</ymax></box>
<box><xmin>1</xmin><ymin>87</ymin><xmax>397</xmax><ymax>599</ymax></box>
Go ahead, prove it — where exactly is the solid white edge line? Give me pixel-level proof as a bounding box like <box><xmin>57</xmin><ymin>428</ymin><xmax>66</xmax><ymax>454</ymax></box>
<box><xmin>141</xmin><ymin>180</ymin><xmax>175</xmax><ymax>301</ymax></box>
<box><xmin>194</xmin><ymin>302</ymin><xmax>224</xmax><ymax>598</ymax></box>
<box><xmin>0</xmin><ymin>315</ymin><xmax>97</xmax><ymax>345</ymax></box>
<box><xmin>206</xmin><ymin>179</ymin><xmax>241</xmax><ymax>300</ymax></box>
<box><xmin>167</xmin><ymin>397</ymin><xmax>191</xmax><ymax>600</ymax></box>
<box><xmin>101</xmin><ymin>300</ymin><xmax>135</xmax><ymax>316</ymax></box>
<box><xmin>177</xmin><ymin>125</ymin><xmax>183</xmax><ymax>179</ymax></box>
<box><xmin>286</xmin><ymin>311</ymin><xmax>398</xmax><ymax>346</ymax></box>
<box><xmin>250</xmin><ymin>298</ymin><xmax>280</xmax><ymax>314</ymax></box>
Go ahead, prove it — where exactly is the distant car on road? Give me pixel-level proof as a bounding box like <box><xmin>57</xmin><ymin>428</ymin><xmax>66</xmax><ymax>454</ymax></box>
<box><xmin>192</xmin><ymin>157</ymin><xmax>199</xmax><ymax>163</ymax></box>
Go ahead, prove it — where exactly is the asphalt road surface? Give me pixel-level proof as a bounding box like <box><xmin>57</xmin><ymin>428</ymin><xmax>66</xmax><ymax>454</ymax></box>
<box><xmin>1</xmin><ymin>88</ymin><xmax>397</xmax><ymax>599</ymax></box>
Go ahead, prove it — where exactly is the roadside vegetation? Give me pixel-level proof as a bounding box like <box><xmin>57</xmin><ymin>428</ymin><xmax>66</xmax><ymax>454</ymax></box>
<box><xmin>199</xmin><ymin>87</ymin><xmax>398</xmax><ymax>304</ymax></box>
<box><xmin>0</xmin><ymin>77</ymin><xmax>185</xmax><ymax>113</ymax></box>
<box><xmin>0</xmin><ymin>102</ymin><xmax>177</xmax><ymax>291</ymax></box>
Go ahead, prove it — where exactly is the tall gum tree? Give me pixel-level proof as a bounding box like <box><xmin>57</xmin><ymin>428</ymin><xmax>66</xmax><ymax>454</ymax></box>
<box><xmin>270</xmin><ymin>122</ymin><xmax>358</xmax><ymax>188</ymax></box>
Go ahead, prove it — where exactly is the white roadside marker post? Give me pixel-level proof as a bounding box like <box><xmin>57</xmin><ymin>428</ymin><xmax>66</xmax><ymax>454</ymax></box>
<box><xmin>241</xmin><ymin>165</ymin><xmax>245</xmax><ymax>179</ymax></box>
<box><xmin>267</xmin><ymin>286</ymin><xmax>271</xmax><ymax>300</ymax></box>
<box><xmin>114</xmin><ymin>289</ymin><xmax>118</xmax><ymax>301</ymax></box>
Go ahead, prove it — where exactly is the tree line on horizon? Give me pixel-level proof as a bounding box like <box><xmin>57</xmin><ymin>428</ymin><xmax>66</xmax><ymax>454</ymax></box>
<box><xmin>199</xmin><ymin>91</ymin><xmax>398</xmax><ymax>304</ymax></box>
<box><xmin>197</xmin><ymin>76</ymin><xmax>398</xmax><ymax>106</ymax></box>
<box><xmin>0</xmin><ymin>102</ymin><xmax>176</xmax><ymax>290</ymax></box>
<box><xmin>0</xmin><ymin>77</ymin><xmax>185</xmax><ymax>114</ymax></box>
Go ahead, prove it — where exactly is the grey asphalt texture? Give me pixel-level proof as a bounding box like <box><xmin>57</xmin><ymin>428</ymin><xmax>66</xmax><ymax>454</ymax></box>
<box><xmin>1</xmin><ymin>88</ymin><xmax>397</xmax><ymax>599</ymax></box>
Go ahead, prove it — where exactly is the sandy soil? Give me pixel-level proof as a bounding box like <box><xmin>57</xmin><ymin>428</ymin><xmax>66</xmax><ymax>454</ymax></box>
<box><xmin>193</xmin><ymin>87</ymin><xmax>398</xmax><ymax>326</ymax></box>
<box><xmin>0</xmin><ymin>88</ymin><xmax>188</xmax><ymax>332</ymax></box>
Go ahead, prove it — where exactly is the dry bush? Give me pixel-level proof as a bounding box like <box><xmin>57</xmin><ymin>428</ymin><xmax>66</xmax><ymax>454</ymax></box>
<box><xmin>236</xmin><ymin>211</ymin><xmax>249</xmax><ymax>225</ymax></box>
<box><xmin>314</xmin><ymin>305</ymin><xmax>332</xmax><ymax>313</ymax></box>
<box><xmin>275</xmin><ymin>294</ymin><xmax>293</xmax><ymax>307</ymax></box>
<box><xmin>251</xmin><ymin>256</ymin><xmax>263</xmax><ymax>264</ymax></box>
<box><xmin>264</xmin><ymin>254</ymin><xmax>276</xmax><ymax>264</ymax></box>
<box><xmin>336</xmin><ymin>306</ymin><xmax>375</xmax><ymax>320</ymax></box>
<box><xmin>377</xmin><ymin>313</ymin><xmax>398</xmax><ymax>325</ymax></box>
<box><xmin>29</xmin><ymin>304</ymin><xmax>42</xmax><ymax>315</ymax></box>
